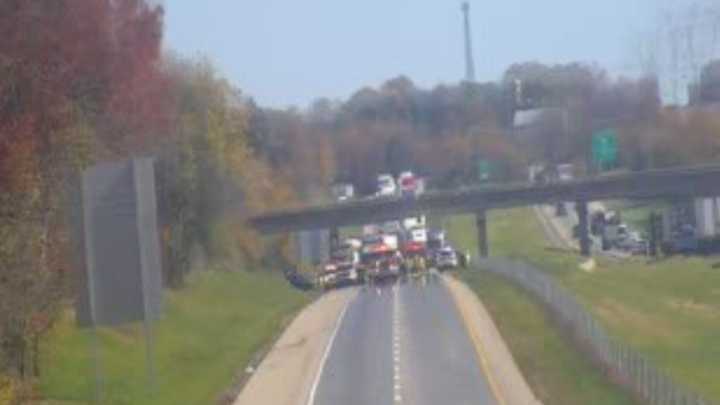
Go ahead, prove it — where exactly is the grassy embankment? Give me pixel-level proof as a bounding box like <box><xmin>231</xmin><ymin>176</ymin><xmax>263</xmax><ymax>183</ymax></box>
<box><xmin>440</xmin><ymin>213</ymin><xmax>636</xmax><ymax>405</ymax></box>
<box><xmin>38</xmin><ymin>269</ymin><xmax>312</xmax><ymax>405</ymax></box>
<box><xmin>444</xmin><ymin>208</ymin><xmax>720</xmax><ymax>402</ymax></box>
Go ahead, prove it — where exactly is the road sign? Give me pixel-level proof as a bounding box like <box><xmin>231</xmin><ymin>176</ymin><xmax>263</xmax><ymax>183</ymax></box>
<box><xmin>477</xmin><ymin>160</ymin><xmax>492</xmax><ymax>181</ymax></box>
<box><xmin>76</xmin><ymin>158</ymin><xmax>163</xmax><ymax>328</ymax></box>
<box><xmin>592</xmin><ymin>129</ymin><xmax>618</xmax><ymax>170</ymax></box>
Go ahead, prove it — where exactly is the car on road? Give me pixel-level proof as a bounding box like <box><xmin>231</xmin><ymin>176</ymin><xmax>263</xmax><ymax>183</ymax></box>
<box><xmin>317</xmin><ymin>262</ymin><xmax>359</xmax><ymax>290</ymax></box>
<box><xmin>435</xmin><ymin>247</ymin><xmax>459</xmax><ymax>270</ymax></box>
<box><xmin>427</xmin><ymin>229</ymin><xmax>445</xmax><ymax>248</ymax></box>
<box><xmin>617</xmin><ymin>231</ymin><xmax>648</xmax><ymax>255</ymax></box>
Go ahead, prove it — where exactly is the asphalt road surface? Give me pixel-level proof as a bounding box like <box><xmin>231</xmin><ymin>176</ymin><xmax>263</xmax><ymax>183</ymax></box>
<box><xmin>309</xmin><ymin>272</ymin><xmax>499</xmax><ymax>405</ymax></box>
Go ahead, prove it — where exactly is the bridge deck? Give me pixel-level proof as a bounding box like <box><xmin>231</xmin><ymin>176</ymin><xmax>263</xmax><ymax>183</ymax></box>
<box><xmin>250</xmin><ymin>165</ymin><xmax>720</xmax><ymax>233</ymax></box>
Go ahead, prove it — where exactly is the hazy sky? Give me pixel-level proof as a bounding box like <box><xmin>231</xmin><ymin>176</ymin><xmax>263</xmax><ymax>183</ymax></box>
<box><xmin>164</xmin><ymin>0</ymin><xmax>662</xmax><ymax>108</ymax></box>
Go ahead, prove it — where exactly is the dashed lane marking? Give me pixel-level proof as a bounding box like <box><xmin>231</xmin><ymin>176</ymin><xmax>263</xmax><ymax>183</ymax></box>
<box><xmin>392</xmin><ymin>285</ymin><xmax>403</xmax><ymax>403</ymax></box>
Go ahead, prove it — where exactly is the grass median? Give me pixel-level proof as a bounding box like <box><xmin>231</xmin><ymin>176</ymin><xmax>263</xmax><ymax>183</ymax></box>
<box><xmin>39</xmin><ymin>269</ymin><xmax>312</xmax><ymax>405</ymax></box>
<box><xmin>443</xmin><ymin>208</ymin><xmax>720</xmax><ymax>402</ymax></box>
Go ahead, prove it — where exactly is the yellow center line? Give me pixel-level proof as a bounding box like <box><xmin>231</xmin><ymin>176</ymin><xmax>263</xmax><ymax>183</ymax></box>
<box><xmin>448</xmin><ymin>278</ymin><xmax>508</xmax><ymax>405</ymax></box>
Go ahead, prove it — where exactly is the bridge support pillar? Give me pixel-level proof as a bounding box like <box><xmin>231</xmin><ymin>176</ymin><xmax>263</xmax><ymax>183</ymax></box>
<box><xmin>329</xmin><ymin>227</ymin><xmax>340</xmax><ymax>252</ymax></box>
<box><xmin>476</xmin><ymin>210</ymin><xmax>489</xmax><ymax>258</ymax></box>
<box><xmin>555</xmin><ymin>202</ymin><xmax>568</xmax><ymax>217</ymax></box>
<box><xmin>576</xmin><ymin>201</ymin><xmax>591</xmax><ymax>257</ymax></box>
<box><xmin>648</xmin><ymin>212</ymin><xmax>660</xmax><ymax>257</ymax></box>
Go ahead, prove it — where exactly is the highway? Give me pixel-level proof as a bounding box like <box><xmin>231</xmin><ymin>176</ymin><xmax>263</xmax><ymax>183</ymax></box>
<box><xmin>309</xmin><ymin>273</ymin><xmax>498</xmax><ymax>405</ymax></box>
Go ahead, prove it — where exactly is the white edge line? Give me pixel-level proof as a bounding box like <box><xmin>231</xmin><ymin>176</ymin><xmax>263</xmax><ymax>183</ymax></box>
<box><xmin>305</xmin><ymin>294</ymin><xmax>352</xmax><ymax>405</ymax></box>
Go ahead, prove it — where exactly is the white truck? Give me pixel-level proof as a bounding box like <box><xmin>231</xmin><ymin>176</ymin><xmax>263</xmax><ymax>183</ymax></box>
<box><xmin>376</xmin><ymin>174</ymin><xmax>397</xmax><ymax>197</ymax></box>
<box><xmin>409</xmin><ymin>227</ymin><xmax>428</xmax><ymax>244</ymax></box>
<box><xmin>331</xmin><ymin>182</ymin><xmax>355</xmax><ymax>202</ymax></box>
<box><xmin>403</xmin><ymin>215</ymin><xmax>427</xmax><ymax>230</ymax></box>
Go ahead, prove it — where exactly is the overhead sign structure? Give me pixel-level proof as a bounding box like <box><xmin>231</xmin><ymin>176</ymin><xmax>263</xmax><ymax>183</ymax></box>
<box><xmin>75</xmin><ymin>158</ymin><xmax>163</xmax><ymax>327</ymax></box>
<box><xmin>592</xmin><ymin>129</ymin><xmax>618</xmax><ymax>171</ymax></box>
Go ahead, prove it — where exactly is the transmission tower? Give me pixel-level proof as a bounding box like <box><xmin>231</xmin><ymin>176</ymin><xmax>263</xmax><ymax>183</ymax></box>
<box><xmin>462</xmin><ymin>2</ymin><xmax>477</xmax><ymax>82</ymax></box>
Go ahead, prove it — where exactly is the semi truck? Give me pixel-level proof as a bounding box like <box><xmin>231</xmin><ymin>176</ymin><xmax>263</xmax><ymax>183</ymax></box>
<box><xmin>662</xmin><ymin>198</ymin><xmax>720</xmax><ymax>254</ymax></box>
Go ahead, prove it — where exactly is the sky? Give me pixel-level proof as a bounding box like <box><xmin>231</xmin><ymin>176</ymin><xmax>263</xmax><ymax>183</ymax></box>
<box><xmin>164</xmin><ymin>0</ymin><xmax>663</xmax><ymax>108</ymax></box>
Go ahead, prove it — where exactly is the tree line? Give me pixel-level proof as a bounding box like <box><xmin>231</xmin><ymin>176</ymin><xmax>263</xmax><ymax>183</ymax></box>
<box><xmin>248</xmin><ymin>66</ymin><xmax>660</xmax><ymax>193</ymax></box>
<box><xmin>248</xmin><ymin>55</ymin><xmax>720</xmax><ymax>194</ymax></box>
<box><xmin>0</xmin><ymin>1</ymin><xmax>309</xmax><ymax>400</ymax></box>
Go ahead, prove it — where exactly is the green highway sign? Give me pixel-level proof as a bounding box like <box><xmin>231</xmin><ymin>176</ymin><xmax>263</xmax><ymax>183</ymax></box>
<box><xmin>477</xmin><ymin>159</ymin><xmax>492</xmax><ymax>181</ymax></box>
<box><xmin>592</xmin><ymin>129</ymin><xmax>618</xmax><ymax>170</ymax></box>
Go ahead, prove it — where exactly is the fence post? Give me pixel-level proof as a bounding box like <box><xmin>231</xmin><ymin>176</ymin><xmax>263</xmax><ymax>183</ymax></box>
<box><xmin>576</xmin><ymin>200</ymin><xmax>592</xmax><ymax>257</ymax></box>
<box><xmin>475</xmin><ymin>209</ymin><xmax>489</xmax><ymax>258</ymax></box>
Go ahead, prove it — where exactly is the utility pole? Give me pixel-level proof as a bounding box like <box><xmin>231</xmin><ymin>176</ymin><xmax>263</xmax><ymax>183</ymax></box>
<box><xmin>462</xmin><ymin>2</ymin><xmax>476</xmax><ymax>82</ymax></box>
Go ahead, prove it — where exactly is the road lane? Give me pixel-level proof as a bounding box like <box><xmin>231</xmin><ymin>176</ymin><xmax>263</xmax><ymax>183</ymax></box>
<box><xmin>311</xmin><ymin>274</ymin><xmax>498</xmax><ymax>405</ymax></box>
<box><xmin>311</xmin><ymin>284</ymin><xmax>395</xmax><ymax>405</ymax></box>
<box><xmin>399</xmin><ymin>274</ymin><xmax>498</xmax><ymax>405</ymax></box>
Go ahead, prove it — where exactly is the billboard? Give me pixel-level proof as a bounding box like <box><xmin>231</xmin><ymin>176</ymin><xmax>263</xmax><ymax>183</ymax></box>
<box><xmin>75</xmin><ymin>158</ymin><xmax>163</xmax><ymax>327</ymax></box>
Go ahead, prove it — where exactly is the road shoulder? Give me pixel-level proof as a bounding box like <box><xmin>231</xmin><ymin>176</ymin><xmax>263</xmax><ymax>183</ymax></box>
<box><xmin>443</xmin><ymin>274</ymin><xmax>542</xmax><ymax>405</ymax></box>
<box><xmin>233</xmin><ymin>287</ymin><xmax>357</xmax><ymax>405</ymax></box>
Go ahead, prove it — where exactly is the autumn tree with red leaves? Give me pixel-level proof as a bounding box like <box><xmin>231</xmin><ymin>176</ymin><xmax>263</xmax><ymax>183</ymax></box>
<box><xmin>0</xmin><ymin>0</ymin><xmax>172</xmax><ymax>388</ymax></box>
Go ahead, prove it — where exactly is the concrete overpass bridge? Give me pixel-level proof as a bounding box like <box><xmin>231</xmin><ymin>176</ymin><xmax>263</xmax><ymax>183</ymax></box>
<box><xmin>250</xmin><ymin>165</ymin><xmax>720</xmax><ymax>257</ymax></box>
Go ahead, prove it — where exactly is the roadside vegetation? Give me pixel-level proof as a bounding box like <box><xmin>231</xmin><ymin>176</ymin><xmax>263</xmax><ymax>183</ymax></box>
<box><xmin>442</xmin><ymin>215</ymin><xmax>636</xmax><ymax>404</ymax></box>
<box><xmin>39</xmin><ymin>268</ymin><xmax>312</xmax><ymax>405</ymax></box>
<box><xmin>445</xmin><ymin>209</ymin><xmax>720</xmax><ymax>402</ymax></box>
<box><xmin>0</xmin><ymin>3</ymin><xmax>327</xmax><ymax>402</ymax></box>
<box><xmin>461</xmin><ymin>270</ymin><xmax>637</xmax><ymax>405</ymax></box>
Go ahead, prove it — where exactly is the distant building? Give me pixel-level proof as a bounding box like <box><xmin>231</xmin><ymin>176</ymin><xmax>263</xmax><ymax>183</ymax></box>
<box><xmin>512</xmin><ymin>107</ymin><xmax>567</xmax><ymax>140</ymax></box>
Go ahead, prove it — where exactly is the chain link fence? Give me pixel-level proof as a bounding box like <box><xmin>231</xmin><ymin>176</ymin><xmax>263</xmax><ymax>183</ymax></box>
<box><xmin>478</xmin><ymin>258</ymin><xmax>713</xmax><ymax>405</ymax></box>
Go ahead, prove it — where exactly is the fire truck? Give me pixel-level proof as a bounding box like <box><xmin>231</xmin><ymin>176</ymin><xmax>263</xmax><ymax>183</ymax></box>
<box><xmin>361</xmin><ymin>240</ymin><xmax>403</xmax><ymax>284</ymax></box>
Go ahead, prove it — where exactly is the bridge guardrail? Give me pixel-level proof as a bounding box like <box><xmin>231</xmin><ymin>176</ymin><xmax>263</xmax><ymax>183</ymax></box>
<box><xmin>477</xmin><ymin>258</ymin><xmax>712</xmax><ymax>405</ymax></box>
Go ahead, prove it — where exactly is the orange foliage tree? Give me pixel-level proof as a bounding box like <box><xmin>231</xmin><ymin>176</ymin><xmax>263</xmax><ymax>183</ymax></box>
<box><xmin>0</xmin><ymin>0</ymin><xmax>171</xmax><ymax>385</ymax></box>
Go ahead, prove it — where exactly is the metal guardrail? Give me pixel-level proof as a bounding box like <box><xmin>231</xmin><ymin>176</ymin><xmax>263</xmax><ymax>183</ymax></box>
<box><xmin>478</xmin><ymin>258</ymin><xmax>712</xmax><ymax>405</ymax></box>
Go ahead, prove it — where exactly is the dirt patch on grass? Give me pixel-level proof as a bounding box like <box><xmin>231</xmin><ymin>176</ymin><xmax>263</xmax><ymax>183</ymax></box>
<box><xmin>594</xmin><ymin>299</ymin><xmax>676</xmax><ymax>341</ymax></box>
<box><xmin>666</xmin><ymin>298</ymin><xmax>720</xmax><ymax>318</ymax></box>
